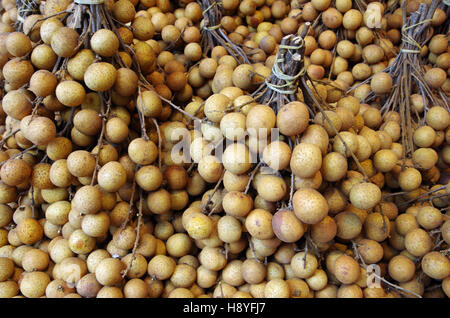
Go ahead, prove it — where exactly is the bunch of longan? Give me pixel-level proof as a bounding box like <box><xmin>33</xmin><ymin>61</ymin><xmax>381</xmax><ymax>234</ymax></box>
<box><xmin>0</xmin><ymin>0</ymin><xmax>448</xmax><ymax>299</ymax></box>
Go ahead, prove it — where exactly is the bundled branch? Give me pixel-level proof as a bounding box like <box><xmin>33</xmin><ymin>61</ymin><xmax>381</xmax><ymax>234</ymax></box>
<box><xmin>349</xmin><ymin>0</ymin><xmax>448</xmax><ymax>159</ymax></box>
<box><xmin>251</xmin><ymin>32</ymin><xmax>307</xmax><ymax>112</ymax></box>
<box><xmin>198</xmin><ymin>0</ymin><xmax>250</xmax><ymax>64</ymax></box>
<box><xmin>15</xmin><ymin>0</ymin><xmax>40</xmax><ymax>30</ymax></box>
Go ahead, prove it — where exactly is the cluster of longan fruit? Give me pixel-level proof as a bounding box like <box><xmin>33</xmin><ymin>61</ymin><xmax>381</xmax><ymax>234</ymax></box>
<box><xmin>0</xmin><ymin>0</ymin><xmax>448</xmax><ymax>299</ymax></box>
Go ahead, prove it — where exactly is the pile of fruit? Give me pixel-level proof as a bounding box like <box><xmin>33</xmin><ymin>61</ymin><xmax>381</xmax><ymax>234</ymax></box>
<box><xmin>0</xmin><ymin>0</ymin><xmax>448</xmax><ymax>298</ymax></box>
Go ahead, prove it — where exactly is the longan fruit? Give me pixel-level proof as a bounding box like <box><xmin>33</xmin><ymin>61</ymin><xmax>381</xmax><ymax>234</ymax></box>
<box><xmin>135</xmin><ymin>233</ymin><xmax>157</xmax><ymax>258</ymax></box>
<box><xmin>45</xmin><ymin>279</ymin><xmax>76</xmax><ymax>298</ymax></box>
<box><xmin>245</xmin><ymin>209</ymin><xmax>274</xmax><ymax>240</ymax></box>
<box><xmin>185</xmin><ymin>213</ymin><xmax>213</xmax><ymax>240</ymax></box>
<box><xmin>276</xmin><ymin>102</ymin><xmax>310</xmax><ymax>136</ymax></box>
<box><xmin>373</xmin><ymin>149</ymin><xmax>398</xmax><ymax>172</ymax></box>
<box><xmin>105</xmin><ymin>117</ymin><xmax>129</xmax><ymax>144</ymax></box>
<box><xmin>321</xmin><ymin>152</ymin><xmax>348</xmax><ymax>182</ymax></box>
<box><xmin>305</xmin><ymin>269</ymin><xmax>328</xmax><ymax>291</ymax></box>
<box><xmin>123</xmin><ymin>278</ymin><xmax>149</xmax><ymax>298</ymax></box>
<box><xmin>50</xmin><ymin>27</ymin><xmax>79</xmax><ymax>58</ymax></box>
<box><xmin>67</xmin><ymin>150</ymin><xmax>96</xmax><ymax>177</ymax></box>
<box><xmin>75</xmin><ymin>273</ymin><xmax>102</xmax><ymax>298</ymax></box>
<box><xmin>286</xmin><ymin>278</ymin><xmax>310</xmax><ymax>298</ymax></box>
<box><xmin>413</xmin><ymin>126</ymin><xmax>436</xmax><ymax>148</ymax></box>
<box><xmin>412</xmin><ymin>148</ymin><xmax>438</xmax><ymax>170</ymax></box>
<box><xmin>293</xmin><ymin>188</ymin><xmax>328</xmax><ymax>225</ymax></box>
<box><xmin>404</xmin><ymin>228</ymin><xmax>432</xmax><ymax>257</ymax></box>
<box><xmin>68</xmin><ymin>229</ymin><xmax>96</xmax><ymax>255</ymax></box>
<box><xmin>147</xmin><ymin>255</ymin><xmax>176</xmax><ymax>281</ymax></box>
<box><xmin>166</xmin><ymin>233</ymin><xmax>192</xmax><ymax>258</ymax></box>
<box><xmin>197</xmin><ymin>265</ymin><xmax>218</xmax><ymax>289</ymax></box>
<box><xmin>291</xmin><ymin>252</ymin><xmax>318</xmax><ymax>279</ymax></box>
<box><xmin>217</xmin><ymin>215</ymin><xmax>242</xmax><ymax>244</ymax></box>
<box><xmin>337</xmin><ymin>284</ymin><xmax>363</xmax><ymax>298</ymax></box>
<box><xmin>198</xmin><ymin>247</ymin><xmax>227</xmax><ymax>272</ymax></box>
<box><xmin>221</xmin><ymin>191</ymin><xmax>252</xmax><ymax>219</ymax></box>
<box><xmin>72</xmin><ymin>185</ymin><xmax>102</xmax><ymax>215</ymax></box>
<box><xmin>398</xmin><ymin>168</ymin><xmax>422</xmax><ymax>192</ymax></box>
<box><xmin>29</xmin><ymin>70</ymin><xmax>58</xmax><ymax>98</ymax></box>
<box><xmin>49</xmin><ymin>238</ymin><xmax>73</xmax><ymax>264</ymax></box>
<box><xmin>349</xmin><ymin>182</ymin><xmax>381</xmax><ymax>210</ymax></box>
<box><xmin>290</xmin><ymin>143</ymin><xmax>322</xmax><ymax>179</ymax></box>
<box><xmin>97</xmin><ymin>161</ymin><xmax>127</xmax><ymax>193</ymax></box>
<box><xmin>0</xmin><ymin>159</ymin><xmax>31</xmax><ymax>186</ymax></box>
<box><xmin>95</xmin><ymin>258</ymin><xmax>126</xmax><ymax>286</ymax></box>
<box><xmin>388</xmin><ymin>255</ymin><xmax>416</xmax><ymax>283</ymax></box>
<box><xmin>16</xmin><ymin>218</ymin><xmax>43</xmax><ymax>245</ymax></box>
<box><xmin>81</xmin><ymin>212</ymin><xmax>110</xmax><ymax>238</ymax></box>
<box><xmin>335</xmin><ymin>211</ymin><xmax>362</xmax><ymax>240</ymax></box>
<box><xmin>334</xmin><ymin>255</ymin><xmax>361</xmax><ymax>284</ymax></box>
<box><xmin>112</xmin><ymin>226</ymin><xmax>136</xmax><ymax>251</ymax></box>
<box><xmin>170</xmin><ymin>264</ymin><xmax>197</xmax><ymax>288</ymax></box>
<box><xmin>315</xmin><ymin>284</ymin><xmax>338</xmax><ymax>298</ymax></box>
<box><xmin>421</xmin><ymin>251</ymin><xmax>450</xmax><ymax>280</ymax></box>
<box><xmin>128</xmin><ymin>138</ymin><xmax>158</xmax><ymax>166</ymax></box>
<box><xmin>311</xmin><ymin>216</ymin><xmax>337</xmax><ymax>243</ymax></box>
<box><xmin>222</xmin><ymin>143</ymin><xmax>252</xmax><ymax>175</ymax></box>
<box><xmin>0</xmin><ymin>204</ymin><xmax>13</xmax><ymax>228</ymax></box>
<box><xmin>272</xmin><ymin>209</ymin><xmax>305</xmax><ymax>243</ymax></box>
<box><xmin>264</xmin><ymin>279</ymin><xmax>290</xmax><ymax>298</ymax></box>
<box><xmin>45</xmin><ymin>201</ymin><xmax>71</xmax><ymax>225</ymax></box>
<box><xmin>262</xmin><ymin>141</ymin><xmax>292</xmax><ymax>171</ymax></box>
<box><xmin>399</xmin><ymin>277</ymin><xmax>424</xmax><ymax>298</ymax></box>
<box><xmin>426</xmin><ymin>106</ymin><xmax>449</xmax><ymax>131</ymax></box>
<box><xmin>255</xmin><ymin>175</ymin><xmax>287</xmax><ymax>203</ymax></box>
<box><xmin>416</xmin><ymin>206</ymin><xmax>443</xmax><ymax>230</ymax></box>
<box><xmin>242</xmin><ymin>259</ymin><xmax>267</xmax><ymax>284</ymax></box>
<box><xmin>357</xmin><ymin>239</ymin><xmax>383</xmax><ymax>264</ymax></box>
<box><xmin>58</xmin><ymin>257</ymin><xmax>87</xmax><ymax>285</ymax></box>
<box><xmin>0</xmin><ymin>257</ymin><xmax>14</xmax><ymax>282</ymax></box>
<box><xmin>85</xmin><ymin>249</ymin><xmax>110</xmax><ymax>274</ymax></box>
<box><xmin>112</xmin><ymin>0</ymin><xmax>136</xmax><ymax>23</ymax></box>
<box><xmin>246</xmin><ymin>104</ymin><xmax>276</xmax><ymax>138</ymax></box>
<box><xmin>147</xmin><ymin>189</ymin><xmax>171</xmax><ymax>215</ymax></box>
<box><xmin>90</xmin><ymin>29</ymin><xmax>119</xmax><ymax>58</ymax></box>
<box><xmin>222</xmin><ymin>260</ymin><xmax>244</xmax><ymax>287</ymax></box>
<box><xmin>20</xmin><ymin>271</ymin><xmax>50</xmax><ymax>298</ymax></box>
<box><xmin>21</xmin><ymin>115</ymin><xmax>57</xmax><ymax>146</ymax></box>
<box><xmin>97</xmin><ymin>286</ymin><xmax>124</xmax><ymax>298</ymax></box>
<box><xmin>220</xmin><ymin>112</ymin><xmax>246</xmax><ymax>141</ymax></box>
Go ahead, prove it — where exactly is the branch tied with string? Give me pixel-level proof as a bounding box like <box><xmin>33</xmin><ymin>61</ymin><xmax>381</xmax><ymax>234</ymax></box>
<box><xmin>198</xmin><ymin>0</ymin><xmax>250</xmax><ymax>64</ymax></box>
<box><xmin>252</xmin><ymin>31</ymin><xmax>308</xmax><ymax>112</ymax></box>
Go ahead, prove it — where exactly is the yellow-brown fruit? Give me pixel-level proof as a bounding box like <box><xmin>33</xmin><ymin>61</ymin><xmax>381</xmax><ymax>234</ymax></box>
<box><xmin>29</xmin><ymin>70</ymin><xmax>58</xmax><ymax>97</ymax></box>
<box><xmin>290</xmin><ymin>143</ymin><xmax>322</xmax><ymax>178</ymax></box>
<box><xmin>55</xmin><ymin>80</ymin><xmax>86</xmax><ymax>107</ymax></box>
<box><xmin>6</xmin><ymin>32</ymin><xmax>31</xmax><ymax>57</ymax></box>
<box><xmin>114</xmin><ymin>68</ymin><xmax>138</xmax><ymax>97</ymax></box>
<box><xmin>370</xmin><ymin>72</ymin><xmax>392</xmax><ymax>94</ymax></box>
<box><xmin>2</xmin><ymin>90</ymin><xmax>32</xmax><ymax>120</ymax></box>
<box><xmin>137</xmin><ymin>90</ymin><xmax>162</xmax><ymax>117</ymax></box>
<box><xmin>84</xmin><ymin>62</ymin><xmax>117</xmax><ymax>92</ymax></box>
<box><xmin>112</xmin><ymin>0</ymin><xmax>136</xmax><ymax>23</ymax></box>
<box><xmin>90</xmin><ymin>29</ymin><xmax>119</xmax><ymax>57</ymax></box>
<box><xmin>3</xmin><ymin>58</ymin><xmax>34</xmax><ymax>89</ymax></box>
<box><xmin>20</xmin><ymin>115</ymin><xmax>56</xmax><ymax>146</ymax></box>
<box><xmin>276</xmin><ymin>102</ymin><xmax>310</xmax><ymax>136</ymax></box>
<box><xmin>272</xmin><ymin>209</ymin><xmax>305</xmax><ymax>243</ymax></box>
<box><xmin>349</xmin><ymin>182</ymin><xmax>381</xmax><ymax>210</ymax></box>
<box><xmin>0</xmin><ymin>159</ymin><xmax>31</xmax><ymax>186</ymax></box>
<box><xmin>293</xmin><ymin>188</ymin><xmax>329</xmax><ymax>225</ymax></box>
<box><xmin>16</xmin><ymin>218</ymin><xmax>43</xmax><ymax>245</ymax></box>
<box><xmin>51</xmin><ymin>27</ymin><xmax>79</xmax><ymax>58</ymax></box>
